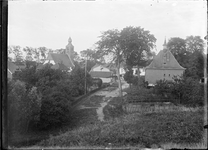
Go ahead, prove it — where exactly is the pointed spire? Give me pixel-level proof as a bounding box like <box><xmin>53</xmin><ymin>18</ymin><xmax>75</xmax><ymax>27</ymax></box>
<box><xmin>163</xmin><ymin>37</ymin><xmax>167</xmax><ymax>50</ymax></box>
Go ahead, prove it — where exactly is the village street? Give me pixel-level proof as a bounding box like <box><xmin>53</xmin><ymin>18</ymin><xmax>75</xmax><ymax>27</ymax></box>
<box><xmin>74</xmin><ymin>81</ymin><xmax>129</xmax><ymax>122</ymax></box>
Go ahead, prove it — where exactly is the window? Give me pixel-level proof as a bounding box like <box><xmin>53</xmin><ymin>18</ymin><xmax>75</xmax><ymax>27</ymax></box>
<box><xmin>163</xmin><ymin>55</ymin><xmax>166</xmax><ymax>64</ymax></box>
<box><xmin>164</xmin><ymin>74</ymin><xmax>165</xmax><ymax>77</ymax></box>
<box><xmin>169</xmin><ymin>74</ymin><xmax>170</xmax><ymax>77</ymax></box>
<box><xmin>167</xmin><ymin>53</ymin><xmax>170</xmax><ymax>61</ymax></box>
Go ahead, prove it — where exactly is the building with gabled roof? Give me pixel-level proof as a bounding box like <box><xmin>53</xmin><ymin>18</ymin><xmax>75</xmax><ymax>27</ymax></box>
<box><xmin>40</xmin><ymin>37</ymin><xmax>75</xmax><ymax>71</ymax></box>
<box><xmin>145</xmin><ymin>39</ymin><xmax>185</xmax><ymax>85</ymax></box>
<box><xmin>89</xmin><ymin>64</ymin><xmax>112</xmax><ymax>83</ymax></box>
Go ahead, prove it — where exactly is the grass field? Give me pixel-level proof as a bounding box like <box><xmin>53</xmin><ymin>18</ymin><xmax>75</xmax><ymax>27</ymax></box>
<box><xmin>36</xmin><ymin>106</ymin><xmax>204</xmax><ymax>148</ymax></box>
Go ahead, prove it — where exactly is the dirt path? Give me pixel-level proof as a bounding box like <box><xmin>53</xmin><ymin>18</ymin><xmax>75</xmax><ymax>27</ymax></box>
<box><xmin>77</xmin><ymin>81</ymin><xmax>129</xmax><ymax>121</ymax></box>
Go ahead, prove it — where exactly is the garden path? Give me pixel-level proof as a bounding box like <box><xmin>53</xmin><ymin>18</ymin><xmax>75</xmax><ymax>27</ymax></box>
<box><xmin>78</xmin><ymin>81</ymin><xmax>129</xmax><ymax>121</ymax></box>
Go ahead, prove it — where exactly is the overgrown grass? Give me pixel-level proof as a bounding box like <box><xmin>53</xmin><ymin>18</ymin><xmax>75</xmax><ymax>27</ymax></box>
<box><xmin>125</xmin><ymin>85</ymin><xmax>176</xmax><ymax>103</ymax></box>
<box><xmin>37</xmin><ymin>108</ymin><xmax>204</xmax><ymax>148</ymax></box>
<box><xmin>103</xmin><ymin>97</ymin><xmax>125</xmax><ymax>120</ymax></box>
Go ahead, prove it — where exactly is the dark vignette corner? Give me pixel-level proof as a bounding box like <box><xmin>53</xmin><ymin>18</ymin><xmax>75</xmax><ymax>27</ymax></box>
<box><xmin>1</xmin><ymin>0</ymin><xmax>8</xmax><ymax>149</ymax></box>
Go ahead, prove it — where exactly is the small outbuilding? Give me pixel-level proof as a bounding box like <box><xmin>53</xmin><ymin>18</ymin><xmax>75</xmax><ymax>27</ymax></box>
<box><xmin>89</xmin><ymin>64</ymin><xmax>112</xmax><ymax>83</ymax></box>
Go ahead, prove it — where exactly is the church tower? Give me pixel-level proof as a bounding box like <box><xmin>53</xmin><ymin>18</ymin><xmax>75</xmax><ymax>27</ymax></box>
<box><xmin>65</xmin><ymin>36</ymin><xmax>74</xmax><ymax>66</ymax></box>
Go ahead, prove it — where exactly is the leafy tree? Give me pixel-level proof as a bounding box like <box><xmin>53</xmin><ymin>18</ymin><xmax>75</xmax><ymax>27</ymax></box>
<box><xmin>167</xmin><ymin>36</ymin><xmax>205</xmax><ymax>79</ymax></box>
<box><xmin>8</xmin><ymin>80</ymin><xmax>42</xmax><ymax>133</ymax></box>
<box><xmin>8</xmin><ymin>45</ymin><xmax>24</xmax><ymax>62</ymax></box>
<box><xmin>13</xmin><ymin>61</ymin><xmax>38</xmax><ymax>90</ymax></box>
<box><xmin>184</xmin><ymin>51</ymin><xmax>204</xmax><ymax>80</ymax></box>
<box><xmin>38</xmin><ymin>47</ymin><xmax>49</xmax><ymax>62</ymax></box>
<box><xmin>171</xmin><ymin>76</ymin><xmax>204</xmax><ymax>107</ymax></box>
<box><xmin>56</xmin><ymin>48</ymin><xmax>65</xmax><ymax>54</ymax></box>
<box><xmin>69</xmin><ymin>65</ymin><xmax>93</xmax><ymax>96</ymax></box>
<box><xmin>123</xmin><ymin>67</ymin><xmax>135</xmax><ymax>88</ymax></box>
<box><xmin>35</xmin><ymin>64</ymin><xmax>69</xmax><ymax>93</ymax></box>
<box><xmin>80</xmin><ymin>49</ymin><xmax>103</xmax><ymax>62</ymax></box>
<box><xmin>80</xmin><ymin>49</ymin><xmax>104</xmax><ymax>71</ymax></box>
<box><xmin>186</xmin><ymin>36</ymin><xmax>204</xmax><ymax>53</ymax></box>
<box><xmin>120</xmin><ymin>26</ymin><xmax>156</xmax><ymax>86</ymax></box>
<box><xmin>167</xmin><ymin>37</ymin><xmax>187</xmax><ymax>67</ymax></box>
<box><xmin>33</xmin><ymin>48</ymin><xmax>40</xmax><ymax>62</ymax></box>
<box><xmin>23</xmin><ymin>46</ymin><xmax>35</xmax><ymax>61</ymax></box>
<box><xmin>96</xmin><ymin>29</ymin><xmax>123</xmax><ymax>97</ymax></box>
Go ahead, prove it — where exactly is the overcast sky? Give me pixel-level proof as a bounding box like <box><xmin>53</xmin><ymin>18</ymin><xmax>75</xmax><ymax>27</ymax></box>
<box><xmin>8</xmin><ymin>0</ymin><xmax>207</xmax><ymax>55</ymax></box>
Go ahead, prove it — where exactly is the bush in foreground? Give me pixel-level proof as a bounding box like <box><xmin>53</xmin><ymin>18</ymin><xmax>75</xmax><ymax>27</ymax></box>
<box><xmin>39</xmin><ymin>90</ymin><xmax>72</xmax><ymax>129</ymax></box>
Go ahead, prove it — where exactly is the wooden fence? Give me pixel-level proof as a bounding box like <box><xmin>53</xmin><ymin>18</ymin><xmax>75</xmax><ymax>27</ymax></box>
<box><xmin>122</xmin><ymin>99</ymin><xmax>190</xmax><ymax>113</ymax></box>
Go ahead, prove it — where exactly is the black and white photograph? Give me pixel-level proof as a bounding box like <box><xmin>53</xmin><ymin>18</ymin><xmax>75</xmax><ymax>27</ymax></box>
<box><xmin>4</xmin><ymin>0</ymin><xmax>207</xmax><ymax>149</ymax></box>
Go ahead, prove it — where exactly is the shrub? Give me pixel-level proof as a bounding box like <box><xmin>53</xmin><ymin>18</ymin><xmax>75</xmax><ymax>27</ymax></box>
<box><xmin>8</xmin><ymin>80</ymin><xmax>42</xmax><ymax>134</ymax></box>
<box><xmin>69</xmin><ymin>66</ymin><xmax>93</xmax><ymax>96</ymax></box>
<box><xmin>92</xmin><ymin>78</ymin><xmax>103</xmax><ymax>88</ymax></box>
<box><xmin>132</xmin><ymin>76</ymin><xmax>138</xmax><ymax>86</ymax></box>
<box><xmin>171</xmin><ymin>76</ymin><xmax>204</xmax><ymax>107</ymax></box>
<box><xmin>39</xmin><ymin>90</ymin><xmax>72</xmax><ymax>129</ymax></box>
<box><xmin>154</xmin><ymin>79</ymin><xmax>172</xmax><ymax>96</ymax></box>
<box><xmin>12</xmin><ymin>61</ymin><xmax>38</xmax><ymax>89</ymax></box>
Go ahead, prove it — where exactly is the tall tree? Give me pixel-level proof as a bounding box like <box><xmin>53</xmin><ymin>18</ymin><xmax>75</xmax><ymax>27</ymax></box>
<box><xmin>38</xmin><ymin>47</ymin><xmax>49</xmax><ymax>62</ymax></box>
<box><xmin>23</xmin><ymin>47</ymin><xmax>35</xmax><ymax>61</ymax></box>
<box><xmin>80</xmin><ymin>49</ymin><xmax>105</xmax><ymax>63</ymax></box>
<box><xmin>56</xmin><ymin>48</ymin><xmax>65</xmax><ymax>54</ymax></box>
<box><xmin>96</xmin><ymin>29</ymin><xmax>123</xmax><ymax>97</ymax></box>
<box><xmin>8</xmin><ymin>45</ymin><xmax>24</xmax><ymax>62</ymax></box>
<box><xmin>120</xmin><ymin>26</ymin><xmax>156</xmax><ymax>86</ymax></box>
<box><xmin>167</xmin><ymin>36</ymin><xmax>205</xmax><ymax>79</ymax></box>
<box><xmin>184</xmin><ymin>51</ymin><xmax>205</xmax><ymax>80</ymax></box>
<box><xmin>80</xmin><ymin>49</ymin><xmax>104</xmax><ymax>71</ymax></box>
<box><xmin>166</xmin><ymin>37</ymin><xmax>187</xmax><ymax>67</ymax></box>
<box><xmin>186</xmin><ymin>36</ymin><xmax>204</xmax><ymax>53</ymax></box>
<box><xmin>33</xmin><ymin>48</ymin><xmax>40</xmax><ymax>63</ymax></box>
<box><xmin>184</xmin><ymin>36</ymin><xmax>205</xmax><ymax>79</ymax></box>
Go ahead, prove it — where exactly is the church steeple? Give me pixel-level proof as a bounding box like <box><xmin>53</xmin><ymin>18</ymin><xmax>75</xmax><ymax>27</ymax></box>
<box><xmin>65</xmin><ymin>36</ymin><xmax>75</xmax><ymax>67</ymax></box>
<box><xmin>163</xmin><ymin>37</ymin><xmax>167</xmax><ymax>50</ymax></box>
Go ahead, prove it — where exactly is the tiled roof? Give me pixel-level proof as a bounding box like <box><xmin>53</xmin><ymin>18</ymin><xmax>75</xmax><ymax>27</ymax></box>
<box><xmin>47</xmin><ymin>53</ymin><xmax>75</xmax><ymax>69</ymax></box>
<box><xmin>51</xmin><ymin>63</ymin><xmax>70</xmax><ymax>71</ymax></box>
<box><xmin>146</xmin><ymin>49</ymin><xmax>185</xmax><ymax>70</ymax></box>
<box><xmin>90</xmin><ymin>64</ymin><xmax>112</xmax><ymax>78</ymax></box>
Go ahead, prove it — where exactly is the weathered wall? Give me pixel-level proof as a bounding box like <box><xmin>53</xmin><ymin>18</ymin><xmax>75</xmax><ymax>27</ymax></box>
<box><xmin>145</xmin><ymin>69</ymin><xmax>184</xmax><ymax>84</ymax></box>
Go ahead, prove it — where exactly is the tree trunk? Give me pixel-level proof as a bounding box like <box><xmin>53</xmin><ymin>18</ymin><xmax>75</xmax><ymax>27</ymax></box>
<box><xmin>117</xmin><ymin>62</ymin><xmax>122</xmax><ymax>97</ymax></box>
<box><xmin>137</xmin><ymin>65</ymin><xmax>141</xmax><ymax>87</ymax></box>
